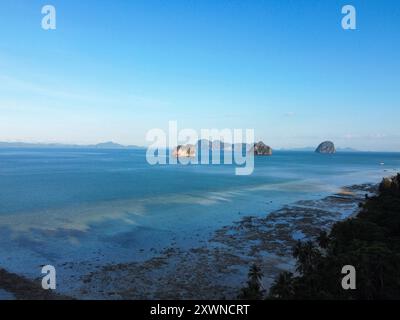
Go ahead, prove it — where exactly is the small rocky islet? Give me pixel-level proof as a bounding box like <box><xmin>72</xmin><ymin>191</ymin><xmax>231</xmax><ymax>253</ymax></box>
<box><xmin>172</xmin><ymin>140</ymin><xmax>274</xmax><ymax>157</ymax></box>
<box><xmin>315</xmin><ymin>141</ymin><xmax>336</xmax><ymax>154</ymax></box>
<box><xmin>173</xmin><ymin>140</ymin><xmax>338</xmax><ymax>157</ymax></box>
<box><xmin>172</xmin><ymin>144</ymin><xmax>196</xmax><ymax>157</ymax></box>
<box><xmin>251</xmin><ymin>141</ymin><xmax>273</xmax><ymax>156</ymax></box>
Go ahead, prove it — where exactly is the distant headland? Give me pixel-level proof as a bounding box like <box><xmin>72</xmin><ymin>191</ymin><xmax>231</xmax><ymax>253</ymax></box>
<box><xmin>0</xmin><ymin>141</ymin><xmax>143</xmax><ymax>149</ymax></box>
<box><xmin>0</xmin><ymin>140</ymin><xmax>389</xmax><ymax>153</ymax></box>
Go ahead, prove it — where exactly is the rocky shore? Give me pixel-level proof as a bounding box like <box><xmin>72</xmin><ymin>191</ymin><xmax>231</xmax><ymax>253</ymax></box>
<box><xmin>0</xmin><ymin>180</ymin><xmax>379</xmax><ymax>300</ymax></box>
<box><xmin>73</xmin><ymin>182</ymin><xmax>376</xmax><ymax>299</ymax></box>
<box><xmin>0</xmin><ymin>268</ymin><xmax>72</xmax><ymax>300</ymax></box>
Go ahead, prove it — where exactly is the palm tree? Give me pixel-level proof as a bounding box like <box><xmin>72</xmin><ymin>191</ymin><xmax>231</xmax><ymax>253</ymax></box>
<box><xmin>268</xmin><ymin>272</ymin><xmax>295</xmax><ymax>299</ymax></box>
<box><xmin>238</xmin><ymin>263</ymin><xmax>265</xmax><ymax>300</ymax></box>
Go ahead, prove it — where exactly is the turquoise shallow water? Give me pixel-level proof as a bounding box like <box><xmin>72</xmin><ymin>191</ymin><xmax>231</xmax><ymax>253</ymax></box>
<box><xmin>0</xmin><ymin>148</ymin><xmax>399</xmax><ymax>290</ymax></box>
<box><xmin>1</xmin><ymin>148</ymin><xmax>399</xmax><ymax>214</ymax></box>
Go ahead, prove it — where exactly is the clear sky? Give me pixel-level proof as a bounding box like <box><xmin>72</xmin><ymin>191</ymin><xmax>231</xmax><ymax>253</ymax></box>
<box><xmin>0</xmin><ymin>0</ymin><xmax>399</xmax><ymax>150</ymax></box>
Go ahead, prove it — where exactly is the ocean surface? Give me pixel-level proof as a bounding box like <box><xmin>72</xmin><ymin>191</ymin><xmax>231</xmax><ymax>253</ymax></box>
<box><xmin>0</xmin><ymin>148</ymin><xmax>399</xmax><ymax>293</ymax></box>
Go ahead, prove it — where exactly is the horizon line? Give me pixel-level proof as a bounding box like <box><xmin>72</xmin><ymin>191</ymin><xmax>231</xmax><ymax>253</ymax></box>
<box><xmin>0</xmin><ymin>140</ymin><xmax>399</xmax><ymax>153</ymax></box>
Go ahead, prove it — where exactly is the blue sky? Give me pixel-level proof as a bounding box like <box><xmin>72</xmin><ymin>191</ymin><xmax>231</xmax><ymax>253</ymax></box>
<box><xmin>0</xmin><ymin>0</ymin><xmax>399</xmax><ymax>150</ymax></box>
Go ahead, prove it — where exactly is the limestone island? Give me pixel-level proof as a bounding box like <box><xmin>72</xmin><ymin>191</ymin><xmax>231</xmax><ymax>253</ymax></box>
<box><xmin>251</xmin><ymin>141</ymin><xmax>272</xmax><ymax>156</ymax></box>
<box><xmin>172</xmin><ymin>140</ymin><xmax>273</xmax><ymax>157</ymax></box>
<box><xmin>172</xmin><ymin>144</ymin><xmax>196</xmax><ymax>157</ymax></box>
<box><xmin>315</xmin><ymin>141</ymin><xmax>336</xmax><ymax>154</ymax></box>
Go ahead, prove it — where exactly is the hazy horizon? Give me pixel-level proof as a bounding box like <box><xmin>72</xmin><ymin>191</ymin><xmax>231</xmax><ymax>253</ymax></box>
<box><xmin>0</xmin><ymin>139</ymin><xmax>399</xmax><ymax>153</ymax></box>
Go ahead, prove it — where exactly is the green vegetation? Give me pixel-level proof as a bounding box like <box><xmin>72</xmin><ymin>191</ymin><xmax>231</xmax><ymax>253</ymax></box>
<box><xmin>241</xmin><ymin>174</ymin><xmax>400</xmax><ymax>300</ymax></box>
<box><xmin>238</xmin><ymin>264</ymin><xmax>265</xmax><ymax>300</ymax></box>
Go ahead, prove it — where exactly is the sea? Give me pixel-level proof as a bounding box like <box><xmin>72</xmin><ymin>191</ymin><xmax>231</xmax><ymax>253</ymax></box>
<box><xmin>0</xmin><ymin>148</ymin><xmax>399</xmax><ymax>295</ymax></box>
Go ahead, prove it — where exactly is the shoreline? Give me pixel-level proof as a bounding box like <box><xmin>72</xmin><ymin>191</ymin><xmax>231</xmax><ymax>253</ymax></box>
<box><xmin>0</xmin><ymin>268</ymin><xmax>72</xmax><ymax>300</ymax></box>
<box><xmin>0</xmin><ymin>180</ymin><xmax>379</xmax><ymax>300</ymax></box>
<box><xmin>75</xmin><ymin>182</ymin><xmax>377</xmax><ymax>299</ymax></box>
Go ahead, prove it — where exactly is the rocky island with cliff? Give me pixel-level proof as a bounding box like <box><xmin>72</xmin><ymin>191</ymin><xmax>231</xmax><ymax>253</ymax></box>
<box><xmin>252</xmin><ymin>141</ymin><xmax>273</xmax><ymax>156</ymax></box>
<box><xmin>172</xmin><ymin>144</ymin><xmax>196</xmax><ymax>157</ymax></box>
<box><xmin>172</xmin><ymin>140</ymin><xmax>273</xmax><ymax>158</ymax></box>
<box><xmin>315</xmin><ymin>141</ymin><xmax>336</xmax><ymax>154</ymax></box>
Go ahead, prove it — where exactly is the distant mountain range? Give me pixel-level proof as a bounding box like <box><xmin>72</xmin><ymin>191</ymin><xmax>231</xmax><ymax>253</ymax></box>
<box><xmin>0</xmin><ymin>141</ymin><xmax>143</xmax><ymax>149</ymax></box>
<box><xmin>0</xmin><ymin>141</ymin><xmax>361</xmax><ymax>152</ymax></box>
<box><xmin>279</xmin><ymin>147</ymin><xmax>359</xmax><ymax>152</ymax></box>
